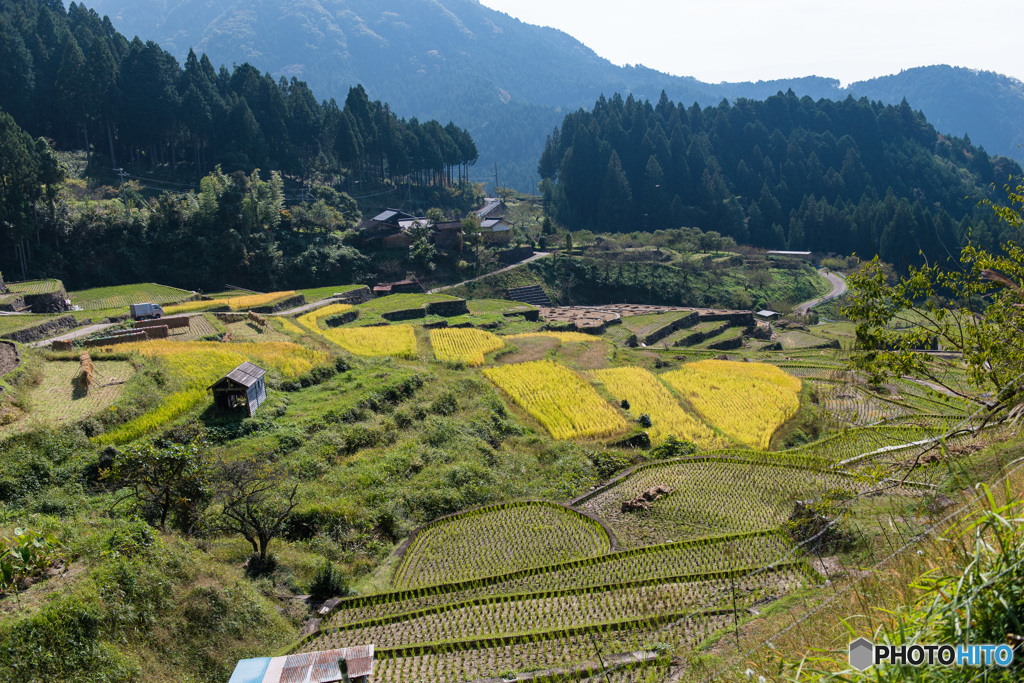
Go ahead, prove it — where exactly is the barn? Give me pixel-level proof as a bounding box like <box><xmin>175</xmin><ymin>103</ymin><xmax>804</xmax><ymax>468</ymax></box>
<box><xmin>209</xmin><ymin>361</ymin><xmax>267</xmax><ymax>416</ymax></box>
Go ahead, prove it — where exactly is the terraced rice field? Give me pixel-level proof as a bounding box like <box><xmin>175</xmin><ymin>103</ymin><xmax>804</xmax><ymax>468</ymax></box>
<box><xmin>296</xmin><ymin>303</ymin><xmax>354</xmax><ymax>331</ymax></box>
<box><xmin>503</xmin><ymin>331</ymin><xmax>602</xmax><ymax>343</ymax></box>
<box><xmin>223</xmin><ymin>290</ymin><xmax>296</xmax><ymax>311</ymax></box>
<box><xmin>6</xmin><ymin>279</ymin><xmax>62</xmax><ymax>294</ymax></box>
<box><xmin>589</xmin><ymin>367</ymin><xmax>727</xmax><ymax>448</ymax></box>
<box><xmin>300</xmin><ymin>529</ymin><xmax>803</xmax><ymax>681</ymax></box>
<box><xmin>429</xmin><ymin>328</ymin><xmax>504</xmax><ymax>366</ymax></box>
<box><xmin>69</xmin><ymin>283</ymin><xmax>193</xmax><ymax>312</ymax></box>
<box><xmin>662</xmin><ymin>360</ymin><xmax>801</xmax><ymax>448</ymax></box>
<box><xmin>321</xmin><ymin>324</ymin><xmax>418</xmax><ymax>358</ymax></box>
<box><xmin>1</xmin><ymin>359</ymin><xmax>134</xmax><ymax>432</ymax></box>
<box><xmin>394</xmin><ymin>502</ymin><xmax>611</xmax><ymax>588</ymax></box>
<box><xmin>483</xmin><ymin>360</ymin><xmax>627</xmax><ymax>439</ymax></box>
<box><xmin>579</xmin><ymin>458</ymin><xmax>866</xmax><ymax>548</ymax></box>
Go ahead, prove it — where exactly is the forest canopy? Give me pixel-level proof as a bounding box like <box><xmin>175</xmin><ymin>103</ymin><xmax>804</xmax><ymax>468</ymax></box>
<box><xmin>539</xmin><ymin>90</ymin><xmax>1023</xmax><ymax>267</ymax></box>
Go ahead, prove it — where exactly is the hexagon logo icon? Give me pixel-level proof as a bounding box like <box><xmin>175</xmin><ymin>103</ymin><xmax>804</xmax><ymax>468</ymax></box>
<box><xmin>849</xmin><ymin>638</ymin><xmax>874</xmax><ymax>671</ymax></box>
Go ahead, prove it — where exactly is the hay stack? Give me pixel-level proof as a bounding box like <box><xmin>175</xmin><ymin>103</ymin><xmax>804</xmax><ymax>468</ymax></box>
<box><xmin>78</xmin><ymin>351</ymin><xmax>94</xmax><ymax>393</ymax></box>
<box><xmin>248</xmin><ymin>311</ymin><xmax>268</xmax><ymax>327</ymax></box>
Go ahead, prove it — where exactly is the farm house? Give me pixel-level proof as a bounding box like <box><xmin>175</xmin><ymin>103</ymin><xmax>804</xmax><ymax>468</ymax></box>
<box><xmin>209</xmin><ymin>361</ymin><xmax>267</xmax><ymax>417</ymax></box>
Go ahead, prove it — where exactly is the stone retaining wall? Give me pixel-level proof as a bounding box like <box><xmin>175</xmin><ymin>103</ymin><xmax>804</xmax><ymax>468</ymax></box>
<box><xmin>85</xmin><ymin>330</ymin><xmax>148</xmax><ymax>347</ymax></box>
<box><xmin>672</xmin><ymin>322</ymin><xmax>730</xmax><ymax>347</ymax></box>
<box><xmin>698</xmin><ymin>310</ymin><xmax>754</xmax><ymax>327</ymax></box>
<box><xmin>424</xmin><ymin>299</ymin><xmax>469</xmax><ymax>317</ymax></box>
<box><xmin>1</xmin><ymin>314</ymin><xmax>77</xmax><ymax>343</ymax></box>
<box><xmin>24</xmin><ymin>290</ymin><xmax>71</xmax><ymax>314</ymax></box>
<box><xmin>252</xmin><ymin>294</ymin><xmax>305</xmax><ymax>313</ymax></box>
<box><xmin>0</xmin><ymin>294</ymin><xmax>25</xmax><ymax>312</ymax></box>
<box><xmin>382</xmin><ymin>307</ymin><xmax>427</xmax><ymax>321</ymax></box>
<box><xmin>706</xmin><ymin>333</ymin><xmax>745</xmax><ymax>351</ymax></box>
<box><xmin>324</xmin><ymin>310</ymin><xmax>359</xmax><ymax>327</ymax></box>
<box><xmin>335</xmin><ymin>286</ymin><xmax>373</xmax><ymax>305</ymax></box>
<box><xmin>641</xmin><ymin>311</ymin><xmax>699</xmax><ymax>346</ymax></box>
<box><xmin>497</xmin><ymin>245</ymin><xmax>534</xmax><ymax>265</ymax></box>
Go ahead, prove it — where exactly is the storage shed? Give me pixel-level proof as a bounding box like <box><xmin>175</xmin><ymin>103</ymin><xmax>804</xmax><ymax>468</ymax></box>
<box><xmin>209</xmin><ymin>361</ymin><xmax>267</xmax><ymax>417</ymax></box>
<box><xmin>228</xmin><ymin>646</ymin><xmax>374</xmax><ymax>683</ymax></box>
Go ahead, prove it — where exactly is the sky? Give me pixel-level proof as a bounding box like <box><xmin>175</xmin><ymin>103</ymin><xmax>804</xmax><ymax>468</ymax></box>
<box><xmin>479</xmin><ymin>0</ymin><xmax>1024</xmax><ymax>86</ymax></box>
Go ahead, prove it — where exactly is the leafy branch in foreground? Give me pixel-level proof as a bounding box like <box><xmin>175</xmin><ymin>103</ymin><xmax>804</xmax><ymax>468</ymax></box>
<box><xmin>844</xmin><ymin>176</ymin><xmax>1024</xmax><ymax>425</ymax></box>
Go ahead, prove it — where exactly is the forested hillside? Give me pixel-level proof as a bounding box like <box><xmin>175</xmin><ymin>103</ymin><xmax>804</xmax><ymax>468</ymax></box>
<box><xmin>0</xmin><ymin>0</ymin><xmax>478</xmax><ymax>185</ymax></box>
<box><xmin>539</xmin><ymin>91</ymin><xmax>1022</xmax><ymax>267</ymax></box>
<box><xmin>79</xmin><ymin>0</ymin><xmax>1024</xmax><ymax>191</ymax></box>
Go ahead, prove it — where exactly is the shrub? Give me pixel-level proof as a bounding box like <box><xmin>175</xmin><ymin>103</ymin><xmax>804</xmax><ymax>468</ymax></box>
<box><xmin>637</xmin><ymin>413</ymin><xmax>653</xmax><ymax>428</ymax></box>
<box><xmin>308</xmin><ymin>560</ymin><xmax>349</xmax><ymax>602</ymax></box>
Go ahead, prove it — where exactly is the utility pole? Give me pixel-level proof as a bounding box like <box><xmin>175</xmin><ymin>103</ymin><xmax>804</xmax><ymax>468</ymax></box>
<box><xmin>494</xmin><ymin>162</ymin><xmax>498</xmax><ymax>197</ymax></box>
<box><xmin>115</xmin><ymin>168</ymin><xmax>129</xmax><ymax>214</ymax></box>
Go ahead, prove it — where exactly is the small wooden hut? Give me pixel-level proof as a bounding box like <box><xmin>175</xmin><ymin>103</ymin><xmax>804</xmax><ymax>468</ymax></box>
<box><xmin>209</xmin><ymin>361</ymin><xmax>267</xmax><ymax>417</ymax></box>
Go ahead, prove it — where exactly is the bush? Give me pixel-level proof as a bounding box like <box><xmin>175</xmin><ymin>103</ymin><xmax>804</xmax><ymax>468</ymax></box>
<box><xmin>244</xmin><ymin>552</ymin><xmax>278</xmax><ymax>578</ymax></box>
<box><xmin>308</xmin><ymin>560</ymin><xmax>349</xmax><ymax>602</ymax></box>
<box><xmin>430</xmin><ymin>391</ymin><xmax>460</xmax><ymax>416</ymax></box>
<box><xmin>637</xmin><ymin>413</ymin><xmax>653</xmax><ymax>428</ymax></box>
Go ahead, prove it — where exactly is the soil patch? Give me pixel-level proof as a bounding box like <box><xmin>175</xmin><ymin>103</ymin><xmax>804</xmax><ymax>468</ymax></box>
<box><xmin>0</xmin><ymin>342</ymin><xmax>18</xmax><ymax>376</ymax></box>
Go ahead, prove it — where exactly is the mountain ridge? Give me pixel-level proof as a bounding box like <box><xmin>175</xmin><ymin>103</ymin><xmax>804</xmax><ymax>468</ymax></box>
<box><xmin>71</xmin><ymin>0</ymin><xmax>1024</xmax><ymax>190</ymax></box>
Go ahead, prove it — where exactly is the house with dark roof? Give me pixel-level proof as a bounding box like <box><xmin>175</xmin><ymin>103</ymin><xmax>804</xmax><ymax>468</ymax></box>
<box><xmin>356</xmin><ymin>209</ymin><xmax>423</xmax><ymax>249</ymax></box>
<box><xmin>431</xmin><ymin>220</ymin><xmax>464</xmax><ymax>251</ymax></box>
<box><xmin>208</xmin><ymin>362</ymin><xmax>267</xmax><ymax>417</ymax></box>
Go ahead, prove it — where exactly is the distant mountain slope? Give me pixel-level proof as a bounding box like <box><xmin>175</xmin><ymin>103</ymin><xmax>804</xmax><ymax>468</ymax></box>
<box><xmin>84</xmin><ymin>0</ymin><xmax>1024</xmax><ymax>190</ymax></box>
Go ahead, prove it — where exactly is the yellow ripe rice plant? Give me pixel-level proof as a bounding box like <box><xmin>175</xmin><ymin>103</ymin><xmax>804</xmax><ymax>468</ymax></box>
<box><xmin>661</xmin><ymin>359</ymin><xmax>802</xmax><ymax>449</ymax></box>
<box><xmin>94</xmin><ymin>340</ymin><xmax>326</xmax><ymax>445</ymax></box>
<box><xmin>504</xmin><ymin>331</ymin><xmax>601</xmax><ymax>343</ymax></box>
<box><xmin>225</xmin><ymin>290</ymin><xmax>296</xmax><ymax>311</ymax></box>
<box><xmin>482</xmin><ymin>360</ymin><xmax>627</xmax><ymax>439</ymax></box>
<box><xmin>429</xmin><ymin>328</ymin><xmax>504</xmax><ymax>366</ymax></box>
<box><xmin>296</xmin><ymin>303</ymin><xmax>354</xmax><ymax>332</ymax></box>
<box><xmin>589</xmin><ymin>366</ymin><xmax>728</xmax><ymax>449</ymax></box>
<box><xmin>321</xmin><ymin>324</ymin><xmax>417</xmax><ymax>359</ymax></box>
<box><xmin>164</xmin><ymin>299</ymin><xmax>217</xmax><ymax>315</ymax></box>
<box><xmin>277</xmin><ymin>317</ymin><xmax>307</xmax><ymax>336</ymax></box>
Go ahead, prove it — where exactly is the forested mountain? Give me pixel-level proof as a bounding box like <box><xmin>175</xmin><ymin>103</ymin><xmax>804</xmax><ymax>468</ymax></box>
<box><xmin>539</xmin><ymin>91</ymin><xmax>1022</xmax><ymax>268</ymax></box>
<box><xmin>0</xmin><ymin>0</ymin><xmax>478</xmax><ymax>186</ymax></box>
<box><xmin>80</xmin><ymin>0</ymin><xmax>1024</xmax><ymax>191</ymax></box>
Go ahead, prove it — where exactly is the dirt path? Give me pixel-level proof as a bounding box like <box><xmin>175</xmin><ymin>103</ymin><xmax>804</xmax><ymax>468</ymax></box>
<box><xmin>273</xmin><ymin>297</ymin><xmax>346</xmax><ymax>316</ymax></box>
<box><xmin>427</xmin><ymin>251</ymin><xmax>551</xmax><ymax>294</ymax></box>
<box><xmin>30</xmin><ymin>323</ymin><xmax>116</xmax><ymax>348</ymax></box>
<box><xmin>795</xmin><ymin>270</ymin><xmax>847</xmax><ymax>315</ymax></box>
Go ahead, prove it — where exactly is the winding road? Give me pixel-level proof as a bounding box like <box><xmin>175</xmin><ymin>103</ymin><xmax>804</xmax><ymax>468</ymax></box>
<box><xmin>794</xmin><ymin>269</ymin><xmax>847</xmax><ymax>316</ymax></box>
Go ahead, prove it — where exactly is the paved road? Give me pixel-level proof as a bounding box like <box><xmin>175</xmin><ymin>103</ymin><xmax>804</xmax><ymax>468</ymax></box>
<box><xmin>30</xmin><ymin>323</ymin><xmax>117</xmax><ymax>348</ymax></box>
<box><xmin>428</xmin><ymin>252</ymin><xmax>551</xmax><ymax>294</ymax></box>
<box><xmin>795</xmin><ymin>270</ymin><xmax>847</xmax><ymax>316</ymax></box>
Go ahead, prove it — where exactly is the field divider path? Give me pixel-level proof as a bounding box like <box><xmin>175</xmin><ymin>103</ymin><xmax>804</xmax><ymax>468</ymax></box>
<box><xmin>29</xmin><ymin>322</ymin><xmax>116</xmax><ymax>348</ymax></box>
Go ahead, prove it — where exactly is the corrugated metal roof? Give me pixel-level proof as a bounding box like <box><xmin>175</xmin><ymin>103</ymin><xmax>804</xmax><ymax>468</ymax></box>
<box><xmin>217</xmin><ymin>361</ymin><xmax>267</xmax><ymax>388</ymax></box>
<box><xmin>228</xmin><ymin>646</ymin><xmax>374</xmax><ymax>682</ymax></box>
<box><xmin>475</xmin><ymin>198</ymin><xmax>503</xmax><ymax>217</ymax></box>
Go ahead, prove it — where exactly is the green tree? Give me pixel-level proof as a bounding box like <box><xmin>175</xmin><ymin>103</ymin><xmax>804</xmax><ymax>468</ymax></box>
<box><xmin>845</xmin><ymin>177</ymin><xmax>1024</xmax><ymax>421</ymax></box>
<box><xmin>215</xmin><ymin>457</ymin><xmax>298</xmax><ymax>561</ymax></box>
<box><xmin>103</xmin><ymin>440</ymin><xmax>212</xmax><ymax>533</ymax></box>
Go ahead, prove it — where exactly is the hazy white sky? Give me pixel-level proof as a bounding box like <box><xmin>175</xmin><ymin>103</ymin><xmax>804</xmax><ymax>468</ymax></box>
<box><xmin>479</xmin><ymin>0</ymin><xmax>1024</xmax><ymax>85</ymax></box>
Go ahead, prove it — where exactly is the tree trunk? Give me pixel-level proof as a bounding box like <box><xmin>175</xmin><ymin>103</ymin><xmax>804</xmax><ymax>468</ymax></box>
<box><xmin>107</xmin><ymin>120</ymin><xmax>117</xmax><ymax>169</ymax></box>
<box><xmin>83</xmin><ymin>124</ymin><xmax>91</xmax><ymax>173</ymax></box>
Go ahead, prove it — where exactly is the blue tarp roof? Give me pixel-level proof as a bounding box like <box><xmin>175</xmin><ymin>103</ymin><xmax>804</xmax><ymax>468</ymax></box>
<box><xmin>228</xmin><ymin>657</ymin><xmax>271</xmax><ymax>683</ymax></box>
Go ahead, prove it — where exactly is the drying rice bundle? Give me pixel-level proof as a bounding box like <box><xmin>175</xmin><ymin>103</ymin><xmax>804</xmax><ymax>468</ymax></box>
<box><xmin>78</xmin><ymin>351</ymin><xmax>94</xmax><ymax>392</ymax></box>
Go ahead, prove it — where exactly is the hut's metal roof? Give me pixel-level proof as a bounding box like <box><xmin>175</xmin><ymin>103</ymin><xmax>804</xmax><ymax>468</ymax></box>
<box><xmin>228</xmin><ymin>646</ymin><xmax>374</xmax><ymax>683</ymax></box>
<box><xmin>210</xmin><ymin>361</ymin><xmax>267</xmax><ymax>390</ymax></box>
